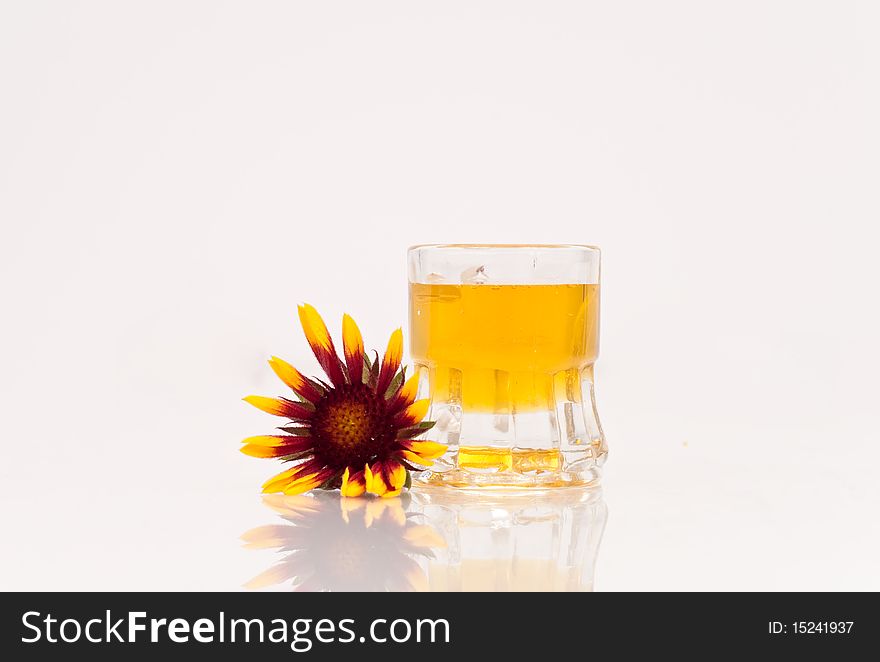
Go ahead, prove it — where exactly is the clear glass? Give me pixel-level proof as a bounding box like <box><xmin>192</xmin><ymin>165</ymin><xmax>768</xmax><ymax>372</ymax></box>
<box><xmin>408</xmin><ymin>244</ymin><xmax>607</xmax><ymax>488</ymax></box>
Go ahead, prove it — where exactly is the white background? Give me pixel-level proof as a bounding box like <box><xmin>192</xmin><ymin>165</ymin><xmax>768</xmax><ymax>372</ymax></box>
<box><xmin>1</xmin><ymin>1</ymin><xmax>878</xmax><ymax>591</ymax></box>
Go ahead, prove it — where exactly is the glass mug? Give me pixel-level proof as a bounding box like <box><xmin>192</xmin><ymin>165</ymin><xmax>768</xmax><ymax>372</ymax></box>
<box><xmin>408</xmin><ymin>244</ymin><xmax>607</xmax><ymax>488</ymax></box>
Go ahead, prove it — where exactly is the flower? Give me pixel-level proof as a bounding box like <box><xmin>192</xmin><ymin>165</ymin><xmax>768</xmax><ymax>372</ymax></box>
<box><xmin>242</xmin><ymin>304</ymin><xmax>446</xmax><ymax>497</ymax></box>
<box><xmin>241</xmin><ymin>492</ymin><xmax>445</xmax><ymax>591</ymax></box>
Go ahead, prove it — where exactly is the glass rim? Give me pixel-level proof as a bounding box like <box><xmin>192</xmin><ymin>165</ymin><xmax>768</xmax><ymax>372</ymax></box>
<box><xmin>408</xmin><ymin>243</ymin><xmax>600</xmax><ymax>252</ymax></box>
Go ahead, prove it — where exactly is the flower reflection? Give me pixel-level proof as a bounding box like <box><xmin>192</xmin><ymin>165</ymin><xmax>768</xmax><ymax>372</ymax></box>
<box><xmin>242</xmin><ymin>492</ymin><xmax>444</xmax><ymax>591</ymax></box>
<box><xmin>243</xmin><ymin>487</ymin><xmax>607</xmax><ymax>592</ymax></box>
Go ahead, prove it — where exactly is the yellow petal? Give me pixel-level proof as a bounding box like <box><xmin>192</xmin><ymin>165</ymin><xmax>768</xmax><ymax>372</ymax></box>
<box><xmin>397</xmin><ymin>398</ymin><xmax>430</xmax><ymax>425</ymax></box>
<box><xmin>340</xmin><ymin>466</ymin><xmax>366</xmax><ymax>498</ymax></box>
<box><xmin>261</xmin><ymin>463</ymin><xmax>321</xmax><ymax>494</ymax></box>
<box><xmin>342</xmin><ymin>314</ymin><xmax>364</xmax><ymax>358</ymax></box>
<box><xmin>400</xmin><ymin>449</ymin><xmax>434</xmax><ymax>467</ymax></box>
<box><xmin>297</xmin><ymin>304</ymin><xmax>346</xmax><ymax>386</ymax></box>
<box><xmin>383</xmin><ymin>328</ymin><xmax>403</xmax><ymax>368</ymax></box>
<box><xmin>364</xmin><ymin>463</ymin><xmax>387</xmax><ymax>497</ymax></box>
<box><xmin>242</xmin><ymin>435</ymin><xmax>284</xmax><ymax>447</ymax></box>
<box><xmin>243</xmin><ymin>395</ymin><xmax>312</xmax><ymax>419</ymax></box>
<box><xmin>397</xmin><ymin>372</ymin><xmax>420</xmax><ymax>404</ymax></box>
<box><xmin>240</xmin><ymin>444</ymin><xmax>281</xmax><ymax>458</ymax></box>
<box><xmin>377</xmin><ymin>328</ymin><xmax>404</xmax><ymax>393</ymax></box>
<box><xmin>267</xmin><ymin>356</ymin><xmax>319</xmax><ymax>400</ymax></box>
<box><xmin>386</xmin><ymin>462</ymin><xmax>407</xmax><ymax>491</ymax></box>
<box><xmin>406</xmin><ymin>440</ymin><xmax>447</xmax><ymax>460</ymax></box>
<box><xmin>382</xmin><ymin>329</ymin><xmax>403</xmax><ymax>373</ymax></box>
<box><xmin>282</xmin><ymin>474</ymin><xmax>324</xmax><ymax>496</ymax></box>
<box><xmin>243</xmin><ymin>395</ymin><xmax>285</xmax><ymax>415</ymax></box>
<box><xmin>298</xmin><ymin>303</ymin><xmax>333</xmax><ymax>351</ymax></box>
<box><xmin>261</xmin><ymin>466</ymin><xmax>299</xmax><ymax>490</ymax></box>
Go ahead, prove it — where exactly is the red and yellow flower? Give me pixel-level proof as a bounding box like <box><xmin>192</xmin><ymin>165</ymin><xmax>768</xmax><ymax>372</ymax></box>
<box><xmin>242</xmin><ymin>304</ymin><xmax>445</xmax><ymax>497</ymax></box>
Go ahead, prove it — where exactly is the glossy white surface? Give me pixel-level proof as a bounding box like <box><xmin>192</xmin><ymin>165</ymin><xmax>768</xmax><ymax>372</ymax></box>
<box><xmin>1</xmin><ymin>1</ymin><xmax>879</xmax><ymax>591</ymax></box>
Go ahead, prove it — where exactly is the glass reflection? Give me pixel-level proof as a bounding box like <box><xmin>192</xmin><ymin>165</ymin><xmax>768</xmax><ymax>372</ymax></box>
<box><xmin>413</xmin><ymin>488</ymin><xmax>606</xmax><ymax>592</ymax></box>
<box><xmin>242</xmin><ymin>488</ymin><xmax>606</xmax><ymax>592</ymax></box>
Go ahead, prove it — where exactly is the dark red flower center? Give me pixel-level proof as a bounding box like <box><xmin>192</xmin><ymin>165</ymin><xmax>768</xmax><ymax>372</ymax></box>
<box><xmin>311</xmin><ymin>383</ymin><xmax>396</xmax><ymax>468</ymax></box>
